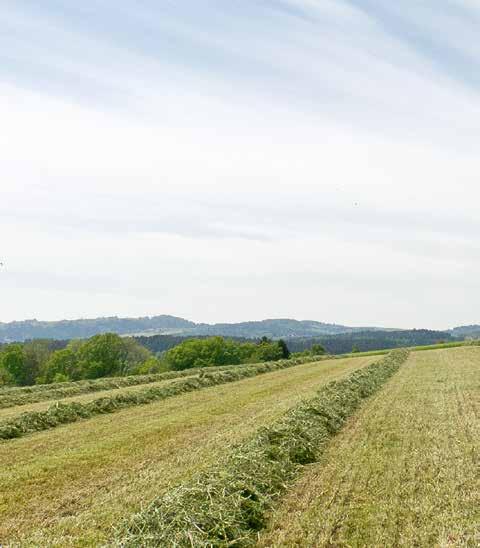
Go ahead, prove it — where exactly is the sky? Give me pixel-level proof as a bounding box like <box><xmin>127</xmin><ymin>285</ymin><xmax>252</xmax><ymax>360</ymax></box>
<box><xmin>1</xmin><ymin>0</ymin><xmax>480</xmax><ymax>329</ymax></box>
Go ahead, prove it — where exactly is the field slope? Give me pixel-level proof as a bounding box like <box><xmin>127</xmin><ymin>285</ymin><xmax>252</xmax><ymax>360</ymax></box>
<box><xmin>259</xmin><ymin>346</ymin><xmax>480</xmax><ymax>547</ymax></box>
<box><xmin>0</xmin><ymin>355</ymin><xmax>373</xmax><ymax>546</ymax></box>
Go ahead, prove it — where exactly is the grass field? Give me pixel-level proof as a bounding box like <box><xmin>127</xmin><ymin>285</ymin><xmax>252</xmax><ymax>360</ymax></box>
<box><xmin>259</xmin><ymin>346</ymin><xmax>480</xmax><ymax>547</ymax></box>
<box><xmin>1</xmin><ymin>346</ymin><xmax>477</xmax><ymax>547</ymax></box>
<box><xmin>0</xmin><ymin>357</ymin><xmax>321</xmax><ymax>440</ymax></box>
<box><xmin>0</xmin><ymin>361</ymin><xmax>276</xmax><ymax>409</ymax></box>
<box><xmin>0</xmin><ymin>355</ymin><xmax>373</xmax><ymax>546</ymax></box>
<box><xmin>0</xmin><ymin>376</ymin><xmax>188</xmax><ymax>421</ymax></box>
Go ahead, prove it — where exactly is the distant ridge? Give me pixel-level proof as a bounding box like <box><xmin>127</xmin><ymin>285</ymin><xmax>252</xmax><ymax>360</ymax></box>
<box><xmin>0</xmin><ymin>315</ymin><xmax>195</xmax><ymax>343</ymax></box>
<box><xmin>449</xmin><ymin>325</ymin><xmax>480</xmax><ymax>338</ymax></box>
<box><xmin>0</xmin><ymin>315</ymin><xmax>475</xmax><ymax>343</ymax></box>
<box><xmin>0</xmin><ymin>315</ymin><xmax>383</xmax><ymax>343</ymax></box>
<box><xmin>185</xmin><ymin>318</ymin><xmax>387</xmax><ymax>338</ymax></box>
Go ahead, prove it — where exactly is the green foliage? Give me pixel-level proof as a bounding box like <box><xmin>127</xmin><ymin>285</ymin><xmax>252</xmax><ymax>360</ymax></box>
<box><xmin>0</xmin><ymin>340</ymin><xmax>65</xmax><ymax>386</ymax></box>
<box><xmin>0</xmin><ymin>344</ymin><xmax>27</xmax><ymax>386</ymax></box>
<box><xmin>311</xmin><ymin>344</ymin><xmax>326</xmax><ymax>355</ymax></box>
<box><xmin>277</xmin><ymin>339</ymin><xmax>291</xmax><ymax>359</ymax></box>
<box><xmin>165</xmin><ymin>337</ymin><xmax>241</xmax><ymax>370</ymax></box>
<box><xmin>38</xmin><ymin>347</ymin><xmax>79</xmax><ymax>383</ymax></box>
<box><xmin>118</xmin><ymin>349</ymin><xmax>410</xmax><ymax>546</ymax></box>
<box><xmin>165</xmin><ymin>337</ymin><xmax>284</xmax><ymax>371</ymax></box>
<box><xmin>76</xmin><ymin>333</ymin><xmax>151</xmax><ymax>378</ymax></box>
<box><xmin>133</xmin><ymin>356</ymin><xmax>167</xmax><ymax>375</ymax></box>
<box><xmin>252</xmin><ymin>340</ymin><xmax>284</xmax><ymax>362</ymax></box>
<box><xmin>1</xmin><ymin>333</ymin><xmax>153</xmax><ymax>387</ymax></box>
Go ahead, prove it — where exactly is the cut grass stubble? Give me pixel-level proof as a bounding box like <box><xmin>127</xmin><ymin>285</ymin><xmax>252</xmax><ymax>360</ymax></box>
<box><xmin>0</xmin><ymin>357</ymin><xmax>317</xmax><ymax>440</ymax></box>
<box><xmin>118</xmin><ymin>349</ymin><xmax>409</xmax><ymax>546</ymax></box>
<box><xmin>259</xmin><ymin>346</ymin><xmax>480</xmax><ymax>547</ymax></box>
<box><xmin>0</xmin><ymin>355</ymin><xmax>373</xmax><ymax>546</ymax></box>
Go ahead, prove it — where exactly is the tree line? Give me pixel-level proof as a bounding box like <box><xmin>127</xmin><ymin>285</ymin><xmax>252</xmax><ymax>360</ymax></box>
<box><xmin>0</xmin><ymin>334</ymin><xmax>291</xmax><ymax>386</ymax></box>
<box><xmin>286</xmin><ymin>329</ymin><xmax>458</xmax><ymax>354</ymax></box>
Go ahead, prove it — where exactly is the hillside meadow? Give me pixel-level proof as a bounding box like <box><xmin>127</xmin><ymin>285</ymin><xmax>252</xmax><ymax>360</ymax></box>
<box><xmin>0</xmin><ymin>346</ymin><xmax>478</xmax><ymax>546</ymax></box>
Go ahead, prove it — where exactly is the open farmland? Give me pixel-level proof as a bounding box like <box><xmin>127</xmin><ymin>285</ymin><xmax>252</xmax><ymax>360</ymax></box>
<box><xmin>0</xmin><ymin>354</ymin><xmax>373</xmax><ymax>546</ymax></box>
<box><xmin>1</xmin><ymin>346</ymin><xmax>478</xmax><ymax>547</ymax></box>
<box><xmin>0</xmin><ymin>376</ymin><xmax>188</xmax><ymax>421</ymax></box>
<box><xmin>259</xmin><ymin>346</ymin><xmax>480</xmax><ymax>547</ymax></box>
<box><xmin>0</xmin><ymin>357</ymin><xmax>320</xmax><ymax>440</ymax></box>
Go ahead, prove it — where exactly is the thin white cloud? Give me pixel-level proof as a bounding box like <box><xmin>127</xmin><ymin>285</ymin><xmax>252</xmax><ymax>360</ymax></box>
<box><xmin>1</xmin><ymin>1</ymin><xmax>479</xmax><ymax>328</ymax></box>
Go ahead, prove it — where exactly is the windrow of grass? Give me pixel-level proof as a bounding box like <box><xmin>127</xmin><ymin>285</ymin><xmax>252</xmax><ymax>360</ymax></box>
<box><xmin>117</xmin><ymin>348</ymin><xmax>409</xmax><ymax>547</ymax></box>
<box><xmin>0</xmin><ymin>356</ymin><xmax>322</xmax><ymax>409</ymax></box>
<box><xmin>0</xmin><ymin>364</ymin><xmax>259</xmax><ymax>408</ymax></box>
<box><xmin>0</xmin><ymin>356</ymin><xmax>317</xmax><ymax>441</ymax></box>
<box><xmin>0</xmin><ymin>377</ymin><xmax>190</xmax><ymax>422</ymax></box>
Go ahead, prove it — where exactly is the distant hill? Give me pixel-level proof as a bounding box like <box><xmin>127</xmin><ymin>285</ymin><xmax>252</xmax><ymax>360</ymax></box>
<box><xmin>183</xmin><ymin>319</ymin><xmax>385</xmax><ymax>338</ymax></box>
<box><xmin>448</xmin><ymin>325</ymin><xmax>480</xmax><ymax>338</ymax></box>
<box><xmin>0</xmin><ymin>314</ymin><xmax>476</xmax><ymax>344</ymax></box>
<box><xmin>0</xmin><ymin>315</ymin><xmax>195</xmax><ymax>343</ymax></box>
<box><xmin>0</xmin><ymin>316</ymin><xmax>384</xmax><ymax>343</ymax></box>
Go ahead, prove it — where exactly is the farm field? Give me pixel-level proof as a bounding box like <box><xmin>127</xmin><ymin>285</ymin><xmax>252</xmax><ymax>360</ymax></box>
<box><xmin>259</xmin><ymin>346</ymin><xmax>480</xmax><ymax>547</ymax></box>
<box><xmin>0</xmin><ymin>375</ymin><xmax>189</xmax><ymax>421</ymax></box>
<box><xmin>0</xmin><ymin>354</ymin><xmax>373</xmax><ymax>546</ymax></box>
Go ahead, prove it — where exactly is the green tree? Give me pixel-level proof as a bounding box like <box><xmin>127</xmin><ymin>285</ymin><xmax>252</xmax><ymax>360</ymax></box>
<box><xmin>40</xmin><ymin>347</ymin><xmax>81</xmax><ymax>383</ymax></box>
<box><xmin>310</xmin><ymin>344</ymin><xmax>326</xmax><ymax>356</ymax></box>
<box><xmin>251</xmin><ymin>340</ymin><xmax>283</xmax><ymax>363</ymax></box>
<box><xmin>134</xmin><ymin>356</ymin><xmax>168</xmax><ymax>375</ymax></box>
<box><xmin>277</xmin><ymin>339</ymin><xmax>291</xmax><ymax>359</ymax></box>
<box><xmin>165</xmin><ymin>337</ymin><xmax>246</xmax><ymax>370</ymax></box>
<box><xmin>76</xmin><ymin>333</ymin><xmax>151</xmax><ymax>378</ymax></box>
<box><xmin>0</xmin><ymin>344</ymin><xmax>27</xmax><ymax>385</ymax></box>
<box><xmin>23</xmin><ymin>340</ymin><xmax>53</xmax><ymax>385</ymax></box>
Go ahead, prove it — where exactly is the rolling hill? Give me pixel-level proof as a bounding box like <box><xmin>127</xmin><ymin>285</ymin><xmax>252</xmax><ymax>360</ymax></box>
<box><xmin>0</xmin><ymin>316</ymin><xmax>388</xmax><ymax>343</ymax></box>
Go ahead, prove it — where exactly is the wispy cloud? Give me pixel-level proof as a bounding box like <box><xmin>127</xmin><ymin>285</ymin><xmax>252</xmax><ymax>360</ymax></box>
<box><xmin>1</xmin><ymin>1</ymin><xmax>479</xmax><ymax>327</ymax></box>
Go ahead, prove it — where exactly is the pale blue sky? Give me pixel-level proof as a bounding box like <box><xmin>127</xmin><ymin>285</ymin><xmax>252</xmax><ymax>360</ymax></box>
<box><xmin>1</xmin><ymin>1</ymin><xmax>480</xmax><ymax>328</ymax></box>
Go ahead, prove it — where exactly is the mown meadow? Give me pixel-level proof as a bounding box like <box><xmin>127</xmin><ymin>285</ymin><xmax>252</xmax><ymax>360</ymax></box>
<box><xmin>259</xmin><ymin>346</ymin><xmax>480</xmax><ymax>547</ymax></box>
<box><xmin>0</xmin><ymin>354</ymin><xmax>373</xmax><ymax>545</ymax></box>
<box><xmin>0</xmin><ymin>345</ymin><xmax>478</xmax><ymax>546</ymax></box>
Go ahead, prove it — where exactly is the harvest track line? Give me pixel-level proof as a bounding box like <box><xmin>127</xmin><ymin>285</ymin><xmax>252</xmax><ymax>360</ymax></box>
<box><xmin>0</xmin><ymin>362</ymin><xmax>279</xmax><ymax>409</ymax></box>
<box><xmin>0</xmin><ymin>357</ymin><xmax>316</xmax><ymax>441</ymax></box>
